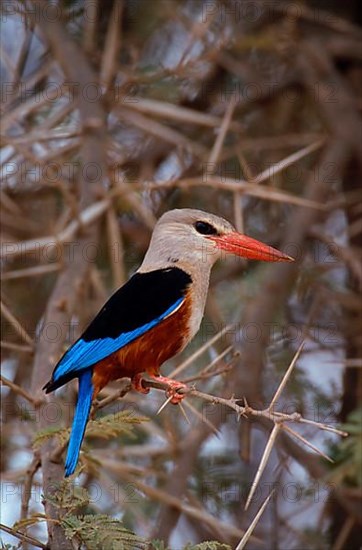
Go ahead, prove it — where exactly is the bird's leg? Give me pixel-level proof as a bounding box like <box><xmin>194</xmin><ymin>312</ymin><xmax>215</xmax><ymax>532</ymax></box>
<box><xmin>131</xmin><ymin>373</ymin><xmax>150</xmax><ymax>395</ymax></box>
<box><xmin>148</xmin><ymin>374</ymin><xmax>188</xmax><ymax>404</ymax></box>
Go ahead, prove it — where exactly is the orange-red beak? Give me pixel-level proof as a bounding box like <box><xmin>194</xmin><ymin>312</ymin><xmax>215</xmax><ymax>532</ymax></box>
<box><xmin>209</xmin><ymin>233</ymin><xmax>294</xmax><ymax>262</ymax></box>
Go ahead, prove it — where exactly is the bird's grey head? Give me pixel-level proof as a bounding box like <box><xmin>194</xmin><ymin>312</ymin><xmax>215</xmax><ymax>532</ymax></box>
<box><xmin>139</xmin><ymin>208</ymin><xmax>235</xmax><ymax>272</ymax></box>
<box><xmin>138</xmin><ymin>208</ymin><xmax>293</xmax><ymax>274</ymax></box>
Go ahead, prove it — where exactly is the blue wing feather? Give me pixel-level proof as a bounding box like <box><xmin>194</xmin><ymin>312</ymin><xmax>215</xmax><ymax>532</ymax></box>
<box><xmin>52</xmin><ymin>297</ymin><xmax>184</xmax><ymax>385</ymax></box>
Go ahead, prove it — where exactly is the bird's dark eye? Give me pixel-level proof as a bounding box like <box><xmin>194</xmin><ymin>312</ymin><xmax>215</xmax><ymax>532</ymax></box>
<box><xmin>194</xmin><ymin>221</ymin><xmax>218</xmax><ymax>236</ymax></box>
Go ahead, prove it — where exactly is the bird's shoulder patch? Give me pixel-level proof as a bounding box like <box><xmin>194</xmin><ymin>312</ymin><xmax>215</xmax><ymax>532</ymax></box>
<box><xmin>83</xmin><ymin>267</ymin><xmax>192</xmax><ymax>341</ymax></box>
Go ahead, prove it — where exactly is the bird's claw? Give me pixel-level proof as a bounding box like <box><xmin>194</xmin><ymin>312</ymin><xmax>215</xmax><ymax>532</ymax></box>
<box><xmin>166</xmin><ymin>387</ymin><xmax>186</xmax><ymax>405</ymax></box>
<box><xmin>131</xmin><ymin>374</ymin><xmax>149</xmax><ymax>395</ymax></box>
<box><xmin>153</xmin><ymin>376</ymin><xmax>188</xmax><ymax>405</ymax></box>
<box><xmin>133</xmin><ymin>374</ymin><xmax>188</xmax><ymax>404</ymax></box>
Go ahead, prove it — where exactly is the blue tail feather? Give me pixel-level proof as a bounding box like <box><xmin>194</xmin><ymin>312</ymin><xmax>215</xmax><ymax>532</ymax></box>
<box><xmin>64</xmin><ymin>369</ymin><xmax>93</xmax><ymax>477</ymax></box>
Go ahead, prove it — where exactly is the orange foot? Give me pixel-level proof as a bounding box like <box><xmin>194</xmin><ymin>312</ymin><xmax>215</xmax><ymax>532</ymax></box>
<box><xmin>131</xmin><ymin>373</ymin><xmax>149</xmax><ymax>395</ymax></box>
<box><xmin>149</xmin><ymin>374</ymin><xmax>188</xmax><ymax>404</ymax></box>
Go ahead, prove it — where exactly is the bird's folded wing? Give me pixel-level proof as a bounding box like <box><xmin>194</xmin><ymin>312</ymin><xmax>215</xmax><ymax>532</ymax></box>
<box><xmin>54</xmin><ymin>298</ymin><xmax>184</xmax><ymax>376</ymax></box>
<box><xmin>49</xmin><ymin>267</ymin><xmax>192</xmax><ymax>386</ymax></box>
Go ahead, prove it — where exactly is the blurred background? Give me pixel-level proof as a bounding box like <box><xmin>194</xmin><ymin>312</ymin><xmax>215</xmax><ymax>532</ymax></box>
<box><xmin>1</xmin><ymin>1</ymin><xmax>361</xmax><ymax>548</ymax></box>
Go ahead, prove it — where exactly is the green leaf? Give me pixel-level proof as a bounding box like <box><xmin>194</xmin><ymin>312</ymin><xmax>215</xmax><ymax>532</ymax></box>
<box><xmin>85</xmin><ymin>410</ymin><xmax>148</xmax><ymax>441</ymax></box>
<box><xmin>183</xmin><ymin>543</ymin><xmax>232</xmax><ymax>550</ymax></box>
<box><xmin>328</xmin><ymin>407</ymin><xmax>362</xmax><ymax>487</ymax></box>
<box><xmin>62</xmin><ymin>514</ymin><xmax>147</xmax><ymax>549</ymax></box>
<box><xmin>33</xmin><ymin>410</ymin><xmax>148</xmax><ymax>450</ymax></box>
<box><xmin>45</xmin><ymin>479</ymin><xmax>90</xmax><ymax>514</ymax></box>
<box><xmin>32</xmin><ymin>425</ymin><xmax>69</xmax><ymax>449</ymax></box>
<box><xmin>13</xmin><ymin>514</ymin><xmax>48</xmax><ymax>531</ymax></box>
<box><xmin>149</xmin><ymin>541</ymin><xmax>170</xmax><ymax>550</ymax></box>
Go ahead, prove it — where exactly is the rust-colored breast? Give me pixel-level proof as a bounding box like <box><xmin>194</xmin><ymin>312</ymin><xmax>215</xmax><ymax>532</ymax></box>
<box><xmin>92</xmin><ymin>293</ymin><xmax>192</xmax><ymax>396</ymax></box>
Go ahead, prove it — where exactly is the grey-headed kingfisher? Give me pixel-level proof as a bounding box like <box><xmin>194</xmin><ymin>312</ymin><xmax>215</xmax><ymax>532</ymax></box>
<box><xmin>44</xmin><ymin>209</ymin><xmax>293</xmax><ymax>476</ymax></box>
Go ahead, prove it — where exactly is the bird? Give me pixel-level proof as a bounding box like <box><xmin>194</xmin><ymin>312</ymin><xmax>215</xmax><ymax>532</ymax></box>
<box><xmin>43</xmin><ymin>208</ymin><xmax>293</xmax><ymax>476</ymax></box>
